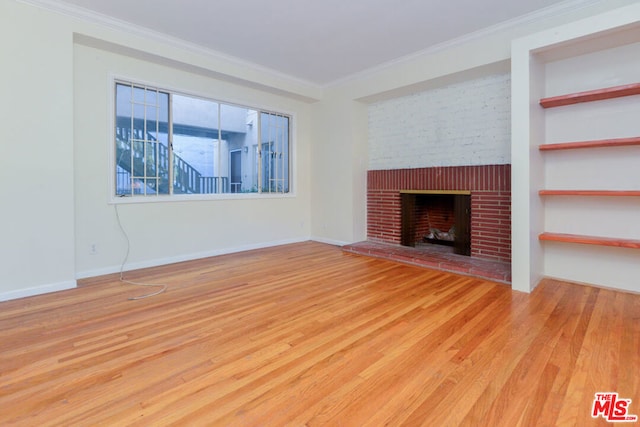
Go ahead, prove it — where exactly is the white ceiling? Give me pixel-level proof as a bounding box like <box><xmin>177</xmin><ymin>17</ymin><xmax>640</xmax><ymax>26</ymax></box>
<box><xmin>52</xmin><ymin>0</ymin><xmax>581</xmax><ymax>85</ymax></box>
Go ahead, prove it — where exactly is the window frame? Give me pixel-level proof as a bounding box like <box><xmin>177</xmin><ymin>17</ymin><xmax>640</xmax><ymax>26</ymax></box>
<box><xmin>109</xmin><ymin>76</ymin><xmax>295</xmax><ymax>204</ymax></box>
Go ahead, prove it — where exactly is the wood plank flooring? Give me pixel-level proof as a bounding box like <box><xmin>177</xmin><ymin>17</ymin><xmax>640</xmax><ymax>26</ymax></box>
<box><xmin>0</xmin><ymin>241</ymin><xmax>638</xmax><ymax>426</ymax></box>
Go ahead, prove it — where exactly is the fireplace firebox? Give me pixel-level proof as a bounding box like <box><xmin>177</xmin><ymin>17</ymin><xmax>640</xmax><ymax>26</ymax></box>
<box><xmin>400</xmin><ymin>190</ymin><xmax>471</xmax><ymax>256</ymax></box>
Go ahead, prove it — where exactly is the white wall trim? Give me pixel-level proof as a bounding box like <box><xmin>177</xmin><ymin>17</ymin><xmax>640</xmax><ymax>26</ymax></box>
<box><xmin>17</xmin><ymin>0</ymin><xmax>320</xmax><ymax>92</ymax></box>
<box><xmin>76</xmin><ymin>238</ymin><xmax>310</xmax><ymax>280</ymax></box>
<box><xmin>310</xmin><ymin>236</ymin><xmax>350</xmax><ymax>247</ymax></box>
<box><xmin>542</xmin><ymin>274</ymin><xmax>640</xmax><ymax>296</ymax></box>
<box><xmin>17</xmin><ymin>0</ymin><xmax>605</xmax><ymax>93</ymax></box>
<box><xmin>326</xmin><ymin>0</ymin><xmax>604</xmax><ymax>88</ymax></box>
<box><xmin>0</xmin><ymin>280</ymin><xmax>77</xmax><ymax>302</ymax></box>
<box><xmin>4</xmin><ymin>239</ymin><xmax>347</xmax><ymax>301</ymax></box>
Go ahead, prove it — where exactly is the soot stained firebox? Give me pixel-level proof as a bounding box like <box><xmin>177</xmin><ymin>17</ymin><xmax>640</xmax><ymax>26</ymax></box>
<box><xmin>400</xmin><ymin>190</ymin><xmax>471</xmax><ymax>256</ymax></box>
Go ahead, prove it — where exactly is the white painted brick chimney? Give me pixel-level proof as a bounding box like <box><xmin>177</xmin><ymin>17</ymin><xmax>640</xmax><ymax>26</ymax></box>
<box><xmin>368</xmin><ymin>73</ymin><xmax>511</xmax><ymax>170</ymax></box>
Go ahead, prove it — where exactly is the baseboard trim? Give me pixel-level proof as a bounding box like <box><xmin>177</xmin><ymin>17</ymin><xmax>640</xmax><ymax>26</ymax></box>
<box><xmin>310</xmin><ymin>236</ymin><xmax>351</xmax><ymax>246</ymax></box>
<box><xmin>541</xmin><ymin>274</ymin><xmax>640</xmax><ymax>296</ymax></box>
<box><xmin>76</xmin><ymin>238</ymin><xmax>310</xmax><ymax>280</ymax></box>
<box><xmin>0</xmin><ymin>280</ymin><xmax>77</xmax><ymax>302</ymax></box>
<box><xmin>0</xmin><ymin>239</ymin><xmax>356</xmax><ymax>301</ymax></box>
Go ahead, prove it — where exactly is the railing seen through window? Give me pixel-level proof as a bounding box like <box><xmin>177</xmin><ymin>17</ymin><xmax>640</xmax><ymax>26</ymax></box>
<box><xmin>115</xmin><ymin>81</ymin><xmax>290</xmax><ymax>197</ymax></box>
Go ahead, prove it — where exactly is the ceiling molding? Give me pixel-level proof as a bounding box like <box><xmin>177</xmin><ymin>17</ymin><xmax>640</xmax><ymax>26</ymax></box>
<box><xmin>325</xmin><ymin>0</ymin><xmax>604</xmax><ymax>88</ymax></box>
<box><xmin>16</xmin><ymin>0</ymin><xmax>323</xmax><ymax>95</ymax></box>
<box><xmin>73</xmin><ymin>33</ymin><xmax>322</xmax><ymax>104</ymax></box>
<box><xmin>16</xmin><ymin>0</ymin><xmax>608</xmax><ymax>94</ymax></box>
<box><xmin>356</xmin><ymin>60</ymin><xmax>511</xmax><ymax>104</ymax></box>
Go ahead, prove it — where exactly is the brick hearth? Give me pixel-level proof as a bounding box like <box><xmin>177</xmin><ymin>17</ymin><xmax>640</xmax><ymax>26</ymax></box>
<box><xmin>343</xmin><ymin>240</ymin><xmax>511</xmax><ymax>284</ymax></box>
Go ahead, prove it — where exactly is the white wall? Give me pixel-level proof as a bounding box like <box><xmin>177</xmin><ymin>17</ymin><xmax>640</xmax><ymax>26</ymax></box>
<box><xmin>368</xmin><ymin>73</ymin><xmax>511</xmax><ymax>170</ymax></box>
<box><xmin>0</xmin><ymin>1</ymin><xmax>76</xmax><ymax>300</ymax></box>
<box><xmin>511</xmin><ymin>50</ymin><xmax>546</xmax><ymax>293</ymax></box>
<box><xmin>310</xmin><ymin>91</ymin><xmax>368</xmax><ymax>245</ymax></box>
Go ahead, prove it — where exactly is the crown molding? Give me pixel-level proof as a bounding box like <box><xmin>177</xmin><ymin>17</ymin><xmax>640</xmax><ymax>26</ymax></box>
<box><xmin>16</xmin><ymin>0</ymin><xmax>322</xmax><ymax>95</ymax></box>
<box><xmin>15</xmin><ymin>0</ymin><xmax>608</xmax><ymax>93</ymax></box>
<box><xmin>324</xmin><ymin>0</ymin><xmax>604</xmax><ymax>88</ymax></box>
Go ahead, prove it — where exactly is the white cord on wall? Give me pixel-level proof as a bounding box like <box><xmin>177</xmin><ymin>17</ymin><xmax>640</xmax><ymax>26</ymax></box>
<box><xmin>114</xmin><ymin>203</ymin><xmax>167</xmax><ymax>300</ymax></box>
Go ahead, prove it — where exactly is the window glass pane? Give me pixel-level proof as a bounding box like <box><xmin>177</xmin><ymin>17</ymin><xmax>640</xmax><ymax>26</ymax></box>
<box><xmin>219</xmin><ymin>104</ymin><xmax>258</xmax><ymax>193</ymax></box>
<box><xmin>158</xmin><ymin>92</ymin><xmax>169</xmax><ymax>140</ymax></box>
<box><xmin>145</xmin><ymin>88</ymin><xmax>157</xmax><ymax>105</ymax></box>
<box><xmin>133</xmin><ymin>86</ymin><xmax>145</xmax><ymax>104</ymax></box>
<box><xmin>144</xmin><ymin>178</ymin><xmax>157</xmax><ymax>195</ymax></box>
<box><xmin>133</xmin><ymin>103</ymin><xmax>145</xmax><ymax>137</ymax></box>
<box><xmin>116</xmin><ymin>84</ymin><xmax>132</xmax><ymax>117</ymax></box>
<box><xmin>145</xmin><ymin>141</ymin><xmax>157</xmax><ymax>177</ymax></box>
<box><xmin>115</xmin><ymin>83</ymin><xmax>169</xmax><ymax>196</ymax></box>
<box><xmin>132</xmin><ymin>140</ymin><xmax>144</xmax><ymax>177</ymax></box>
<box><xmin>172</xmin><ymin>94</ymin><xmax>219</xmax><ymax>194</ymax></box>
<box><xmin>115</xmin><ymin>84</ymin><xmax>132</xmax><ymax>196</ymax></box>
<box><xmin>260</xmin><ymin>112</ymin><xmax>289</xmax><ymax>193</ymax></box>
<box><xmin>146</xmin><ymin>112</ymin><xmax>158</xmax><ymax>140</ymax></box>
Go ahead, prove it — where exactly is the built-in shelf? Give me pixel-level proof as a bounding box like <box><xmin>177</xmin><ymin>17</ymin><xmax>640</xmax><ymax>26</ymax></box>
<box><xmin>539</xmin><ymin>136</ymin><xmax>640</xmax><ymax>151</ymax></box>
<box><xmin>539</xmin><ymin>232</ymin><xmax>640</xmax><ymax>249</ymax></box>
<box><xmin>539</xmin><ymin>190</ymin><xmax>640</xmax><ymax>196</ymax></box>
<box><xmin>538</xmin><ymin>83</ymin><xmax>640</xmax><ymax>259</ymax></box>
<box><xmin>539</xmin><ymin>82</ymin><xmax>640</xmax><ymax>108</ymax></box>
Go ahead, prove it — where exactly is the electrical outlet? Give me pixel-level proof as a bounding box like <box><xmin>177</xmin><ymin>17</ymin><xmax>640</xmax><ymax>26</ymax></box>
<box><xmin>90</xmin><ymin>243</ymin><xmax>97</xmax><ymax>255</ymax></box>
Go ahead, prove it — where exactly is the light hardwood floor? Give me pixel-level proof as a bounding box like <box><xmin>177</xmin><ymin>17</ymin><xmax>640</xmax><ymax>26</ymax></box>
<box><xmin>0</xmin><ymin>242</ymin><xmax>638</xmax><ymax>426</ymax></box>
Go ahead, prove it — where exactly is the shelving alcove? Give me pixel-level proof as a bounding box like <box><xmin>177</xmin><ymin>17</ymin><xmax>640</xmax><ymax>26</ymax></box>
<box><xmin>510</xmin><ymin>4</ymin><xmax>640</xmax><ymax>293</ymax></box>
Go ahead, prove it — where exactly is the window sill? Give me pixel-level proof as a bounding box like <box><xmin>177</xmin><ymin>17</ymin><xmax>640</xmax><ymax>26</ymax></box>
<box><xmin>109</xmin><ymin>192</ymin><xmax>297</xmax><ymax>205</ymax></box>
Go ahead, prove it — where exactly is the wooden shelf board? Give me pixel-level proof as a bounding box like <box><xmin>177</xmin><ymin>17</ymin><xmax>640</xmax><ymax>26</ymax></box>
<box><xmin>539</xmin><ymin>232</ymin><xmax>640</xmax><ymax>249</ymax></box>
<box><xmin>540</xmin><ymin>82</ymin><xmax>640</xmax><ymax>108</ymax></box>
<box><xmin>539</xmin><ymin>137</ymin><xmax>640</xmax><ymax>151</ymax></box>
<box><xmin>539</xmin><ymin>190</ymin><xmax>640</xmax><ymax>197</ymax></box>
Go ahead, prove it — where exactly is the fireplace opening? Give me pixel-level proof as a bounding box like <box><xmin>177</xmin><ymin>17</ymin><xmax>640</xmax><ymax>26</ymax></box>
<box><xmin>400</xmin><ymin>191</ymin><xmax>471</xmax><ymax>256</ymax></box>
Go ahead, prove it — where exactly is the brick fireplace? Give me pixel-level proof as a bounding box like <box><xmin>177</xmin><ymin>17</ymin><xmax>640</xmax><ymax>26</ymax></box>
<box><xmin>367</xmin><ymin>165</ymin><xmax>511</xmax><ymax>262</ymax></box>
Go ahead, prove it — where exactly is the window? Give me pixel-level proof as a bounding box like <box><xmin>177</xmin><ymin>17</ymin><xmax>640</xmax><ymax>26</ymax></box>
<box><xmin>114</xmin><ymin>81</ymin><xmax>291</xmax><ymax>197</ymax></box>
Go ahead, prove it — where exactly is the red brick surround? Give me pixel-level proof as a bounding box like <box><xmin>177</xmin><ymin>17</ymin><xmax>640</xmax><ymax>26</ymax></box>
<box><xmin>367</xmin><ymin>165</ymin><xmax>511</xmax><ymax>262</ymax></box>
